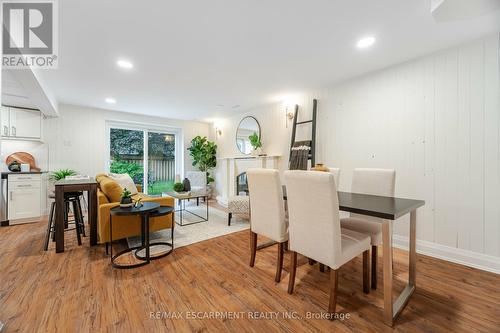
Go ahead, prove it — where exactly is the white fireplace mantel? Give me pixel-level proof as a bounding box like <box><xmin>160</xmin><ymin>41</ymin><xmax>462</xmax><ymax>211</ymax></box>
<box><xmin>215</xmin><ymin>155</ymin><xmax>281</xmax><ymax>207</ymax></box>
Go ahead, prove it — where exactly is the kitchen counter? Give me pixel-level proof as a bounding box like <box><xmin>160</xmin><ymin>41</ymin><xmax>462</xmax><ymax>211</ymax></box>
<box><xmin>1</xmin><ymin>171</ymin><xmax>47</xmax><ymax>179</ymax></box>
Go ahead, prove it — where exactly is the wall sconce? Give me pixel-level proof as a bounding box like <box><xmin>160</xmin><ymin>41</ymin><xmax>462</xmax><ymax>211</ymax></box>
<box><xmin>214</xmin><ymin>122</ymin><xmax>222</xmax><ymax>139</ymax></box>
<box><xmin>285</xmin><ymin>104</ymin><xmax>297</xmax><ymax>128</ymax></box>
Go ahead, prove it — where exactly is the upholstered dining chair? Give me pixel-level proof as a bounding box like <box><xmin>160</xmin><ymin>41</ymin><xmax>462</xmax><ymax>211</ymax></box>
<box><xmin>284</xmin><ymin>170</ymin><xmax>371</xmax><ymax>316</ymax></box>
<box><xmin>340</xmin><ymin>168</ymin><xmax>396</xmax><ymax>289</ymax></box>
<box><xmin>247</xmin><ymin>169</ymin><xmax>288</xmax><ymax>282</ymax></box>
<box><xmin>328</xmin><ymin>167</ymin><xmax>340</xmax><ymax>190</ymax></box>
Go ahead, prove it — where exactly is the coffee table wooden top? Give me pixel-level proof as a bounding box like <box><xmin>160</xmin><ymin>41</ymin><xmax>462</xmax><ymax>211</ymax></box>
<box><xmin>165</xmin><ymin>191</ymin><xmax>208</xmax><ymax>199</ymax></box>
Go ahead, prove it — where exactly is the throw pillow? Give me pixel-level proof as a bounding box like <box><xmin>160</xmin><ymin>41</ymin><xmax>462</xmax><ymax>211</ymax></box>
<box><xmin>108</xmin><ymin>173</ymin><xmax>138</xmax><ymax>195</ymax></box>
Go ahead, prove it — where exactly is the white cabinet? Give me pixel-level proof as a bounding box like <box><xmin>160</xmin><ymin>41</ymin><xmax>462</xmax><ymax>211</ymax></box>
<box><xmin>8</xmin><ymin>173</ymin><xmax>42</xmax><ymax>224</ymax></box>
<box><xmin>10</xmin><ymin>108</ymin><xmax>42</xmax><ymax>138</ymax></box>
<box><xmin>1</xmin><ymin>106</ymin><xmax>9</xmax><ymax>136</ymax></box>
<box><xmin>1</xmin><ymin>106</ymin><xmax>42</xmax><ymax>140</ymax></box>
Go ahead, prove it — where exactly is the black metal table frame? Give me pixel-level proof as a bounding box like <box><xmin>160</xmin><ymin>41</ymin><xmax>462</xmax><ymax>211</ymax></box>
<box><xmin>175</xmin><ymin>195</ymin><xmax>209</xmax><ymax>226</ymax></box>
<box><xmin>109</xmin><ymin>206</ymin><xmax>174</xmax><ymax>269</ymax></box>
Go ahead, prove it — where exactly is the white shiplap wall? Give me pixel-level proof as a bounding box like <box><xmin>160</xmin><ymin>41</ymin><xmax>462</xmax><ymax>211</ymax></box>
<box><xmin>215</xmin><ymin>33</ymin><xmax>500</xmax><ymax>272</ymax></box>
<box><xmin>316</xmin><ymin>33</ymin><xmax>500</xmax><ymax>260</ymax></box>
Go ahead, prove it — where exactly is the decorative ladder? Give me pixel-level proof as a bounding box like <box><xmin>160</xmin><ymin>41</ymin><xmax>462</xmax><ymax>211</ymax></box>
<box><xmin>289</xmin><ymin>98</ymin><xmax>318</xmax><ymax>168</ymax></box>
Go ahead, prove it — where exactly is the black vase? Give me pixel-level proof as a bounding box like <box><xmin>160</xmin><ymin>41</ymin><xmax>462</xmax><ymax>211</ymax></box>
<box><xmin>8</xmin><ymin>160</ymin><xmax>21</xmax><ymax>172</ymax></box>
<box><xmin>183</xmin><ymin>178</ymin><xmax>191</xmax><ymax>191</ymax></box>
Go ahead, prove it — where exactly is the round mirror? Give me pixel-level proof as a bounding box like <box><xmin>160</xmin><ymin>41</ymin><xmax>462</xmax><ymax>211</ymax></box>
<box><xmin>236</xmin><ymin>116</ymin><xmax>261</xmax><ymax>155</ymax></box>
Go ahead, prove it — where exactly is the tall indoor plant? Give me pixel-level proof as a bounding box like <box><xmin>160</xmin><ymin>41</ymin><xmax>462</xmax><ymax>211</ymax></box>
<box><xmin>187</xmin><ymin>136</ymin><xmax>217</xmax><ymax>185</ymax></box>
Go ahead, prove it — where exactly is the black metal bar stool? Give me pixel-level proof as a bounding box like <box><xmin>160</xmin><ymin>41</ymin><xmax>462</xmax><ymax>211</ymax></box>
<box><xmin>44</xmin><ymin>191</ymin><xmax>86</xmax><ymax>251</ymax></box>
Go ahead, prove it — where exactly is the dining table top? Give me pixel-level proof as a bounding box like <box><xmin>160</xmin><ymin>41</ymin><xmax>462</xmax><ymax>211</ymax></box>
<box><xmin>282</xmin><ymin>186</ymin><xmax>425</xmax><ymax>220</ymax></box>
<box><xmin>54</xmin><ymin>177</ymin><xmax>97</xmax><ymax>186</ymax></box>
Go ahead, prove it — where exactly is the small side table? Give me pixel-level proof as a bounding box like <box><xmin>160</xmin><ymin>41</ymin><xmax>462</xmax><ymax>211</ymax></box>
<box><xmin>109</xmin><ymin>202</ymin><xmax>174</xmax><ymax>269</ymax></box>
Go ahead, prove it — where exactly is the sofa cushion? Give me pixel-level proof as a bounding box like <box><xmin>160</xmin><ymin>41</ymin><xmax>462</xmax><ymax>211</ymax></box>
<box><xmin>108</xmin><ymin>173</ymin><xmax>138</xmax><ymax>195</ymax></box>
<box><xmin>99</xmin><ymin>176</ymin><xmax>123</xmax><ymax>203</ymax></box>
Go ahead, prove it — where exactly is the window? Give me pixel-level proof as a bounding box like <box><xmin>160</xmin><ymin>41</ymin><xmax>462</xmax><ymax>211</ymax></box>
<box><xmin>106</xmin><ymin>122</ymin><xmax>182</xmax><ymax>195</ymax></box>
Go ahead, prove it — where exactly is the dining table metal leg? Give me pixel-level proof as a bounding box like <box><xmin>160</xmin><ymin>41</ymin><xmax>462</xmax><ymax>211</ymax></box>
<box><xmin>382</xmin><ymin>209</ymin><xmax>417</xmax><ymax>326</ymax></box>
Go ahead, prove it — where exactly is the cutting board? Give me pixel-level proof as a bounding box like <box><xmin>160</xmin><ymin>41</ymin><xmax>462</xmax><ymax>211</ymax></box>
<box><xmin>5</xmin><ymin>152</ymin><xmax>40</xmax><ymax>171</ymax></box>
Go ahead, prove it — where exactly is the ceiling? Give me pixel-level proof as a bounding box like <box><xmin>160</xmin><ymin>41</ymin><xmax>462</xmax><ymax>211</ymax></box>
<box><xmin>38</xmin><ymin>0</ymin><xmax>500</xmax><ymax>121</ymax></box>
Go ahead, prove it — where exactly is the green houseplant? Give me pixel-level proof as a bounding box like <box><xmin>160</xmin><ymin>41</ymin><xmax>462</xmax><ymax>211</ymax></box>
<box><xmin>187</xmin><ymin>136</ymin><xmax>217</xmax><ymax>184</ymax></box>
<box><xmin>249</xmin><ymin>132</ymin><xmax>262</xmax><ymax>149</ymax></box>
<box><xmin>173</xmin><ymin>182</ymin><xmax>185</xmax><ymax>192</ymax></box>
<box><xmin>249</xmin><ymin>132</ymin><xmax>263</xmax><ymax>155</ymax></box>
<box><xmin>120</xmin><ymin>188</ymin><xmax>133</xmax><ymax>208</ymax></box>
<box><xmin>49</xmin><ymin>169</ymin><xmax>76</xmax><ymax>182</ymax></box>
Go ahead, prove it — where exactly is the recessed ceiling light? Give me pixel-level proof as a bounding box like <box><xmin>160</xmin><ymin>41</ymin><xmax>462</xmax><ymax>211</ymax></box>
<box><xmin>105</xmin><ymin>97</ymin><xmax>116</xmax><ymax>104</ymax></box>
<box><xmin>116</xmin><ymin>59</ymin><xmax>133</xmax><ymax>69</ymax></box>
<box><xmin>356</xmin><ymin>36</ymin><xmax>376</xmax><ymax>49</ymax></box>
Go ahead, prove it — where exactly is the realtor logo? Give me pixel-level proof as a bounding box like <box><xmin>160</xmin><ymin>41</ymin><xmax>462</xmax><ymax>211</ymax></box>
<box><xmin>2</xmin><ymin>0</ymin><xmax>58</xmax><ymax>68</ymax></box>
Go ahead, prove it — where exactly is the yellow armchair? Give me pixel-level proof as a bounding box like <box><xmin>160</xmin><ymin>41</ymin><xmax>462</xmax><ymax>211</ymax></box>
<box><xmin>96</xmin><ymin>176</ymin><xmax>174</xmax><ymax>244</ymax></box>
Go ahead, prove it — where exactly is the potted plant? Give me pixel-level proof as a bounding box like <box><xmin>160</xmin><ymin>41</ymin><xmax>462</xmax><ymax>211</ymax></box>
<box><xmin>249</xmin><ymin>132</ymin><xmax>263</xmax><ymax>155</ymax></box>
<box><xmin>187</xmin><ymin>136</ymin><xmax>217</xmax><ymax>197</ymax></box>
<box><xmin>120</xmin><ymin>188</ymin><xmax>134</xmax><ymax>208</ymax></box>
<box><xmin>173</xmin><ymin>182</ymin><xmax>185</xmax><ymax>193</ymax></box>
<box><xmin>49</xmin><ymin>169</ymin><xmax>77</xmax><ymax>182</ymax></box>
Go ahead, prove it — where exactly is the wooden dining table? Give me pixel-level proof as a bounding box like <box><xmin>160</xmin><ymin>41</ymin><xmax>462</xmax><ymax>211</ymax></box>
<box><xmin>283</xmin><ymin>187</ymin><xmax>425</xmax><ymax>327</ymax></box>
<box><xmin>54</xmin><ymin>178</ymin><xmax>98</xmax><ymax>253</ymax></box>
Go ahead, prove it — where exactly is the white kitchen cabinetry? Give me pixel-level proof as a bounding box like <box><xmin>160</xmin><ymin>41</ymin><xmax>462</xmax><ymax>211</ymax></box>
<box><xmin>8</xmin><ymin>173</ymin><xmax>42</xmax><ymax>224</ymax></box>
<box><xmin>1</xmin><ymin>106</ymin><xmax>9</xmax><ymax>137</ymax></box>
<box><xmin>0</xmin><ymin>106</ymin><xmax>42</xmax><ymax>140</ymax></box>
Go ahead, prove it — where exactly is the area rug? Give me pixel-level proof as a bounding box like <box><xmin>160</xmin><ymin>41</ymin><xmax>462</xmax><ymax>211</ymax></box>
<box><xmin>127</xmin><ymin>203</ymin><xmax>249</xmax><ymax>250</ymax></box>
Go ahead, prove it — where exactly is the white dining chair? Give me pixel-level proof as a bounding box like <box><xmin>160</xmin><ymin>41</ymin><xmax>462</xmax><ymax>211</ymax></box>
<box><xmin>247</xmin><ymin>168</ymin><xmax>289</xmax><ymax>282</ymax></box>
<box><xmin>328</xmin><ymin>167</ymin><xmax>340</xmax><ymax>190</ymax></box>
<box><xmin>340</xmin><ymin>168</ymin><xmax>396</xmax><ymax>289</ymax></box>
<box><xmin>284</xmin><ymin>170</ymin><xmax>371</xmax><ymax>316</ymax></box>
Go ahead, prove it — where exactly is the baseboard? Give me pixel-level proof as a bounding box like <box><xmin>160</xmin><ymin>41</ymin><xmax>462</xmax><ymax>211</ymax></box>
<box><xmin>392</xmin><ymin>235</ymin><xmax>500</xmax><ymax>275</ymax></box>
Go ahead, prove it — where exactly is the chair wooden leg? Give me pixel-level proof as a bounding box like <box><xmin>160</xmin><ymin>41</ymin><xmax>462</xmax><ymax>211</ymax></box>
<box><xmin>72</xmin><ymin>201</ymin><xmax>82</xmax><ymax>246</ymax></box>
<box><xmin>363</xmin><ymin>250</ymin><xmax>370</xmax><ymax>294</ymax></box>
<box><xmin>371</xmin><ymin>245</ymin><xmax>377</xmax><ymax>290</ymax></box>
<box><xmin>77</xmin><ymin>198</ymin><xmax>86</xmax><ymax>237</ymax></box>
<box><xmin>328</xmin><ymin>269</ymin><xmax>338</xmax><ymax>318</ymax></box>
<box><xmin>105</xmin><ymin>242</ymin><xmax>109</xmax><ymax>255</ymax></box>
<box><xmin>288</xmin><ymin>251</ymin><xmax>297</xmax><ymax>294</ymax></box>
<box><xmin>319</xmin><ymin>263</ymin><xmax>325</xmax><ymax>272</ymax></box>
<box><xmin>249</xmin><ymin>231</ymin><xmax>257</xmax><ymax>267</ymax></box>
<box><xmin>228</xmin><ymin>212</ymin><xmax>232</xmax><ymax>226</ymax></box>
<box><xmin>275</xmin><ymin>242</ymin><xmax>284</xmax><ymax>282</ymax></box>
<box><xmin>44</xmin><ymin>202</ymin><xmax>56</xmax><ymax>251</ymax></box>
<box><xmin>64</xmin><ymin>201</ymin><xmax>69</xmax><ymax>229</ymax></box>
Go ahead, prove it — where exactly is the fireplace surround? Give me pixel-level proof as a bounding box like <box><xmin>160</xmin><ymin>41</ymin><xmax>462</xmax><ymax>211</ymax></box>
<box><xmin>214</xmin><ymin>155</ymin><xmax>281</xmax><ymax>206</ymax></box>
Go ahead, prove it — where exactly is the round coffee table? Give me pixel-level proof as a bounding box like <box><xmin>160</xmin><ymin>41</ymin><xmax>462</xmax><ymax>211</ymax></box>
<box><xmin>109</xmin><ymin>202</ymin><xmax>174</xmax><ymax>269</ymax></box>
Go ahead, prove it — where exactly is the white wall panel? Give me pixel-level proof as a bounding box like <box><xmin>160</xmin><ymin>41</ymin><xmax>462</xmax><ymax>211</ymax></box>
<box><xmin>325</xmin><ymin>33</ymin><xmax>499</xmax><ymax>257</ymax></box>
<box><xmin>44</xmin><ymin>104</ymin><xmax>211</xmax><ymax>180</ymax></box>
<box><xmin>483</xmin><ymin>34</ymin><xmax>500</xmax><ymax>257</ymax></box>
<box><xmin>216</xmin><ymin>33</ymin><xmax>500</xmax><ymax>266</ymax></box>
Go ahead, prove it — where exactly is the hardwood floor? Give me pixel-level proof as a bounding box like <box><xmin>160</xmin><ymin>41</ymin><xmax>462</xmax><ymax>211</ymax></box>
<box><xmin>1</xmin><ymin>205</ymin><xmax>500</xmax><ymax>332</ymax></box>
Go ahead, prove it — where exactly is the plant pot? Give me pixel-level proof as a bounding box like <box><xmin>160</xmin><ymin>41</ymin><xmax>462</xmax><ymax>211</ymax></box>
<box><xmin>120</xmin><ymin>197</ymin><xmax>133</xmax><ymax>208</ymax></box>
<box><xmin>206</xmin><ymin>183</ymin><xmax>214</xmax><ymax>199</ymax></box>
<box><xmin>251</xmin><ymin>147</ymin><xmax>263</xmax><ymax>156</ymax></box>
